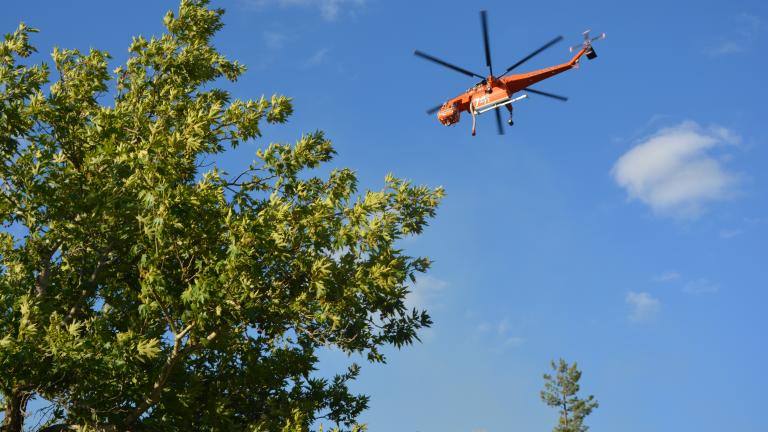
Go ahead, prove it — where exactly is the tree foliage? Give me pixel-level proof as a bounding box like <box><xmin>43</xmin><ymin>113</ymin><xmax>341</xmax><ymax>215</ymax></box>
<box><xmin>540</xmin><ymin>359</ymin><xmax>599</xmax><ymax>432</ymax></box>
<box><xmin>0</xmin><ymin>1</ymin><xmax>443</xmax><ymax>430</ymax></box>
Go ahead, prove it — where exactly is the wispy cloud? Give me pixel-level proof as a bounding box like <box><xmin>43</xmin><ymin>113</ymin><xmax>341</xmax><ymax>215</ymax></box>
<box><xmin>706</xmin><ymin>41</ymin><xmax>746</xmax><ymax>56</ymax></box>
<box><xmin>240</xmin><ymin>0</ymin><xmax>367</xmax><ymax>21</ymax></box>
<box><xmin>306</xmin><ymin>48</ymin><xmax>330</xmax><ymax>66</ymax></box>
<box><xmin>654</xmin><ymin>271</ymin><xmax>681</xmax><ymax>282</ymax></box>
<box><xmin>626</xmin><ymin>291</ymin><xmax>660</xmax><ymax>322</ymax></box>
<box><xmin>683</xmin><ymin>278</ymin><xmax>719</xmax><ymax>295</ymax></box>
<box><xmin>476</xmin><ymin>322</ymin><xmax>492</xmax><ymax>332</ymax></box>
<box><xmin>476</xmin><ymin>319</ymin><xmax>509</xmax><ymax>336</ymax></box>
<box><xmin>496</xmin><ymin>318</ymin><xmax>509</xmax><ymax>336</ymax></box>
<box><xmin>703</xmin><ymin>13</ymin><xmax>762</xmax><ymax>57</ymax></box>
<box><xmin>263</xmin><ymin>30</ymin><xmax>289</xmax><ymax>50</ymax></box>
<box><xmin>504</xmin><ymin>336</ymin><xmax>526</xmax><ymax>347</ymax></box>
<box><xmin>719</xmin><ymin>229</ymin><xmax>742</xmax><ymax>240</ymax></box>
<box><xmin>612</xmin><ymin>121</ymin><xmax>740</xmax><ymax>218</ymax></box>
<box><xmin>405</xmin><ymin>274</ymin><xmax>446</xmax><ymax>311</ymax></box>
<box><xmin>476</xmin><ymin>318</ymin><xmax>525</xmax><ymax>348</ymax></box>
<box><xmin>653</xmin><ymin>272</ymin><xmax>721</xmax><ymax>295</ymax></box>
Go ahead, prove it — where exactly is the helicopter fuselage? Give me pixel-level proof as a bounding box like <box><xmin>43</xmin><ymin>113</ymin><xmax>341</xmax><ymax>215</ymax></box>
<box><xmin>437</xmin><ymin>46</ymin><xmax>590</xmax><ymax>127</ymax></box>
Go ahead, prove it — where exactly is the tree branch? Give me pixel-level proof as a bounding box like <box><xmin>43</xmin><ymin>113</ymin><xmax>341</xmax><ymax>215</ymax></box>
<box><xmin>122</xmin><ymin>327</ymin><xmax>220</xmax><ymax>427</ymax></box>
<box><xmin>37</xmin><ymin>425</ymin><xmax>76</xmax><ymax>432</ymax></box>
<box><xmin>66</xmin><ymin>245</ymin><xmax>113</xmax><ymax>323</ymax></box>
<box><xmin>34</xmin><ymin>240</ymin><xmax>63</xmax><ymax>298</ymax></box>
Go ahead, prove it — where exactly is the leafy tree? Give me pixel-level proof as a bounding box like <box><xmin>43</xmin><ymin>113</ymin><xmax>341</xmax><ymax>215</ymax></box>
<box><xmin>0</xmin><ymin>1</ymin><xmax>443</xmax><ymax>430</ymax></box>
<box><xmin>540</xmin><ymin>359</ymin><xmax>599</xmax><ymax>432</ymax></box>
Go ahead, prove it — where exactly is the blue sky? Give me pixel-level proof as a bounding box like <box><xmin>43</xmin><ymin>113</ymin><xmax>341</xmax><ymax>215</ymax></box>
<box><xmin>3</xmin><ymin>0</ymin><xmax>767</xmax><ymax>431</ymax></box>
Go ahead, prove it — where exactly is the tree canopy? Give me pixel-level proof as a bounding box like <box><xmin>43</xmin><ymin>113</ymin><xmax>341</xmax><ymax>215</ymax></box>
<box><xmin>0</xmin><ymin>1</ymin><xmax>443</xmax><ymax>430</ymax></box>
<box><xmin>540</xmin><ymin>359</ymin><xmax>599</xmax><ymax>432</ymax></box>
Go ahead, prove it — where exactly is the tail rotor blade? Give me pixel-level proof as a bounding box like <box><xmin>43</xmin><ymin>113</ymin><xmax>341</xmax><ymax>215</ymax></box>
<box><xmin>481</xmin><ymin>10</ymin><xmax>493</xmax><ymax>76</ymax></box>
<box><xmin>495</xmin><ymin>108</ymin><xmax>505</xmax><ymax>135</ymax></box>
<box><xmin>414</xmin><ymin>50</ymin><xmax>485</xmax><ymax>79</ymax></box>
<box><xmin>500</xmin><ymin>35</ymin><xmax>564</xmax><ymax>76</ymax></box>
<box><xmin>591</xmin><ymin>32</ymin><xmax>606</xmax><ymax>42</ymax></box>
<box><xmin>524</xmin><ymin>87</ymin><xmax>568</xmax><ymax>102</ymax></box>
<box><xmin>426</xmin><ymin>104</ymin><xmax>442</xmax><ymax>115</ymax></box>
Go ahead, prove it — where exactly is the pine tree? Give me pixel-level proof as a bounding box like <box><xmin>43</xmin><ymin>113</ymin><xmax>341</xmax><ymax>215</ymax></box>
<box><xmin>540</xmin><ymin>359</ymin><xmax>599</xmax><ymax>432</ymax></box>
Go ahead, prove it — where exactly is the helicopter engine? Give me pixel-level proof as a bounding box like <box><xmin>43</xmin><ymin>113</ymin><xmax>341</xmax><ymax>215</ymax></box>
<box><xmin>437</xmin><ymin>103</ymin><xmax>460</xmax><ymax>126</ymax></box>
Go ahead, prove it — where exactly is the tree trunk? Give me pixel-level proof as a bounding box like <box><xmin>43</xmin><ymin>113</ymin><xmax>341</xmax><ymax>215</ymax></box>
<box><xmin>1</xmin><ymin>390</ymin><xmax>28</xmax><ymax>432</ymax></box>
<box><xmin>562</xmin><ymin>399</ymin><xmax>569</xmax><ymax>431</ymax></box>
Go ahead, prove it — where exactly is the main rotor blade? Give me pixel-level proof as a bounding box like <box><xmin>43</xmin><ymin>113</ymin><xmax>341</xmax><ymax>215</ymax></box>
<box><xmin>495</xmin><ymin>108</ymin><xmax>505</xmax><ymax>135</ymax></box>
<box><xmin>414</xmin><ymin>50</ymin><xmax>485</xmax><ymax>79</ymax></box>
<box><xmin>426</xmin><ymin>104</ymin><xmax>442</xmax><ymax>115</ymax></box>
<box><xmin>524</xmin><ymin>87</ymin><xmax>568</xmax><ymax>101</ymax></box>
<box><xmin>501</xmin><ymin>35</ymin><xmax>564</xmax><ymax>76</ymax></box>
<box><xmin>480</xmin><ymin>10</ymin><xmax>493</xmax><ymax>76</ymax></box>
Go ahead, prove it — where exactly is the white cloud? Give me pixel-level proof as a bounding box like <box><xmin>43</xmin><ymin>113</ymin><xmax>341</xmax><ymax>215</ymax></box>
<box><xmin>654</xmin><ymin>271</ymin><xmax>681</xmax><ymax>282</ymax></box>
<box><xmin>504</xmin><ymin>336</ymin><xmax>525</xmax><ymax>347</ymax></box>
<box><xmin>476</xmin><ymin>317</ymin><xmax>524</xmax><ymax>348</ymax></box>
<box><xmin>651</xmin><ymin>272</ymin><xmax>720</xmax><ymax>294</ymax></box>
<box><xmin>626</xmin><ymin>291</ymin><xmax>660</xmax><ymax>322</ymax></box>
<box><xmin>476</xmin><ymin>322</ymin><xmax>492</xmax><ymax>333</ymax></box>
<box><xmin>719</xmin><ymin>229</ymin><xmax>742</xmax><ymax>240</ymax></box>
<box><xmin>263</xmin><ymin>31</ymin><xmax>289</xmax><ymax>50</ymax></box>
<box><xmin>683</xmin><ymin>278</ymin><xmax>719</xmax><ymax>295</ymax></box>
<box><xmin>306</xmin><ymin>48</ymin><xmax>330</xmax><ymax>66</ymax></box>
<box><xmin>496</xmin><ymin>318</ymin><xmax>509</xmax><ymax>336</ymax></box>
<box><xmin>241</xmin><ymin>0</ymin><xmax>366</xmax><ymax>21</ymax></box>
<box><xmin>706</xmin><ymin>41</ymin><xmax>746</xmax><ymax>56</ymax></box>
<box><xmin>703</xmin><ymin>13</ymin><xmax>762</xmax><ymax>57</ymax></box>
<box><xmin>612</xmin><ymin>121</ymin><xmax>740</xmax><ymax>218</ymax></box>
<box><xmin>405</xmin><ymin>274</ymin><xmax>446</xmax><ymax>311</ymax></box>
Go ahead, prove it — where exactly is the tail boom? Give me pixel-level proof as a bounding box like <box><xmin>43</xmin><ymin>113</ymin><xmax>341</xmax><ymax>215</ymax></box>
<box><xmin>500</xmin><ymin>47</ymin><xmax>586</xmax><ymax>93</ymax></box>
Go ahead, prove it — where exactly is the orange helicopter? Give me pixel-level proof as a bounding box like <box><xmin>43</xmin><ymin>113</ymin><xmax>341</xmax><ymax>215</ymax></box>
<box><xmin>416</xmin><ymin>11</ymin><xmax>605</xmax><ymax>135</ymax></box>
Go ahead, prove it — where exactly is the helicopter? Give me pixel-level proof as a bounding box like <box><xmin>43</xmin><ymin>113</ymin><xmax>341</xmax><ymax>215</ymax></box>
<box><xmin>415</xmin><ymin>10</ymin><xmax>605</xmax><ymax>136</ymax></box>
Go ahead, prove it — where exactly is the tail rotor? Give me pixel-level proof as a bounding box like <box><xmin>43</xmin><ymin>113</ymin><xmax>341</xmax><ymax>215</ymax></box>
<box><xmin>569</xmin><ymin>29</ymin><xmax>606</xmax><ymax>59</ymax></box>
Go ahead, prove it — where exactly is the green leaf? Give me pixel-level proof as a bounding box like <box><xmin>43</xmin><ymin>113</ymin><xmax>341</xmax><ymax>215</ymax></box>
<box><xmin>136</xmin><ymin>338</ymin><xmax>161</xmax><ymax>360</ymax></box>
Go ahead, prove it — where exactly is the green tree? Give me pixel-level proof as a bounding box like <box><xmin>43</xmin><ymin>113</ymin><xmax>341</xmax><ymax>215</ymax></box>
<box><xmin>0</xmin><ymin>1</ymin><xmax>443</xmax><ymax>431</ymax></box>
<box><xmin>540</xmin><ymin>359</ymin><xmax>599</xmax><ymax>432</ymax></box>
